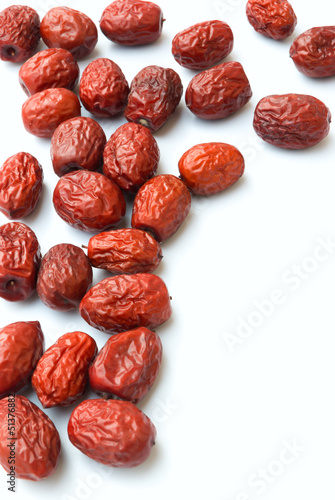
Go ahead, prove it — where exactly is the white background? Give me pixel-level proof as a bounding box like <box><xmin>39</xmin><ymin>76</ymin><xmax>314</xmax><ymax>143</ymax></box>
<box><xmin>1</xmin><ymin>0</ymin><xmax>335</xmax><ymax>498</ymax></box>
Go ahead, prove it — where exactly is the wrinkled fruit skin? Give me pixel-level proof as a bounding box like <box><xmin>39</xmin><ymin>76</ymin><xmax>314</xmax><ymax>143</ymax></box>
<box><xmin>100</xmin><ymin>0</ymin><xmax>163</xmax><ymax>46</ymax></box>
<box><xmin>22</xmin><ymin>88</ymin><xmax>81</xmax><ymax>138</ymax></box>
<box><xmin>40</xmin><ymin>7</ymin><xmax>98</xmax><ymax>59</ymax></box>
<box><xmin>80</xmin><ymin>273</ymin><xmax>172</xmax><ymax>334</ymax></box>
<box><xmin>172</xmin><ymin>20</ymin><xmax>234</xmax><ymax>70</ymax></box>
<box><xmin>53</xmin><ymin>170</ymin><xmax>126</xmax><ymax>233</ymax></box>
<box><xmin>19</xmin><ymin>48</ymin><xmax>80</xmax><ymax>96</ymax></box>
<box><xmin>0</xmin><ymin>222</ymin><xmax>41</xmax><ymax>302</ymax></box>
<box><xmin>0</xmin><ymin>321</ymin><xmax>44</xmax><ymax>398</ymax></box>
<box><xmin>32</xmin><ymin>331</ymin><xmax>97</xmax><ymax>408</ymax></box>
<box><xmin>132</xmin><ymin>174</ymin><xmax>191</xmax><ymax>242</ymax></box>
<box><xmin>0</xmin><ymin>5</ymin><xmax>40</xmax><ymax>63</ymax></box>
<box><xmin>253</xmin><ymin>94</ymin><xmax>331</xmax><ymax>149</ymax></box>
<box><xmin>178</xmin><ymin>143</ymin><xmax>245</xmax><ymax>195</ymax></box>
<box><xmin>0</xmin><ymin>395</ymin><xmax>60</xmax><ymax>480</ymax></box>
<box><xmin>51</xmin><ymin>117</ymin><xmax>106</xmax><ymax>177</ymax></box>
<box><xmin>37</xmin><ymin>244</ymin><xmax>92</xmax><ymax>311</ymax></box>
<box><xmin>125</xmin><ymin>65</ymin><xmax>183</xmax><ymax>132</ymax></box>
<box><xmin>103</xmin><ymin>122</ymin><xmax>160</xmax><ymax>193</ymax></box>
<box><xmin>89</xmin><ymin>327</ymin><xmax>162</xmax><ymax>403</ymax></box>
<box><xmin>246</xmin><ymin>0</ymin><xmax>297</xmax><ymax>40</ymax></box>
<box><xmin>68</xmin><ymin>399</ymin><xmax>156</xmax><ymax>467</ymax></box>
<box><xmin>0</xmin><ymin>152</ymin><xmax>43</xmax><ymax>219</ymax></box>
<box><xmin>186</xmin><ymin>61</ymin><xmax>252</xmax><ymax>120</ymax></box>
<box><xmin>79</xmin><ymin>58</ymin><xmax>129</xmax><ymax>118</ymax></box>
<box><xmin>289</xmin><ymin>26</ymin><xmax>335</xmax><ymax>78</ymax></box>
<box><xmin>87</xmin><ymin>228</ymin><xmax>163</xmax><ymax>274</ymax></box>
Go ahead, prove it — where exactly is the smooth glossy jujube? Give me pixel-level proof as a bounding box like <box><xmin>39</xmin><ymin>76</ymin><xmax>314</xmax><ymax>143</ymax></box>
<box><xmin>100</xmin><ymin>0</ymin><xmax>164</xmax><ymax>46</ymax></box>
<box><xmin>89</xmin><ymin>327</ymin><xmax>162</xmax><ymax>403</ymax></box>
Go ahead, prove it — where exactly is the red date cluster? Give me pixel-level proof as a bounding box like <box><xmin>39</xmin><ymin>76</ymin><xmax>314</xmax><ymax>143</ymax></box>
<box><xmin>0</xmin><ymin>0</ymin><xmax>333</xmax><ymax>483</ymax></box>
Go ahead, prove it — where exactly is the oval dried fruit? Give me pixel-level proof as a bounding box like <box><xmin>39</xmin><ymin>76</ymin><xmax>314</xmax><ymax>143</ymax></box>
<box><xmin>32</xmin><ymin>331</ymin><xmax>97</xmax><ymax>408</ymax></box>
<box><xmin>253</xmin><ymin>93</ymin><xmax>331</xmax><ymax>149</ymax></box>
<box><xmin>22</xmin><ymin>88</ymin><xmax>81</xmax><ymax>138</ymax></box>
<box><xmin>80</xmin><ymin>273</ymin><xmax>172</xmax><ymax>334</ymax></box>
<box><xmin>89</xmin><ymin>327</ymin><xmax>162</xmax><ymax>403</ymax></box>
<box><xmin>100</xmin><ymin>0</ymin><xmax>164</xmax><ymax>46</ymax></box>
<box><xmin>178</xmin><ymin>142</ymin><xmax>245</xmax><ymax>195</ymax></box>
<box><xmin>0</xmin><ymin>321</ymin><xmax>44</xmax><ymax>398</ymax></box>
<box><xmin>0</xmin><ymin>152</ymin><xmax>43</xmax><ymax>219</ymax></box>
<box><xmin>79</xmin><ymin>58</ymin><xmax>129</xmax><ymax>118</ymax></box>
<box><xmin>131</xmin><ymin>174</ymin><xmax>191</xmax><ymax>243</ymax></box>
<box><xmin>125</xmin><ymin>65</ymin><xmax>183</xmax><ymax>132</ymax></box>
<box><xmin>53</xmin><ymin>170</ymin><xmax>126</xmax><ymax>233</ymax></box>
<box><xmin>51</xmin><ymin>117</ymin><xmax>106</xmax><ymax>177</ymax></box>
<box><xmin>87</xmin><ymin>228</ymin><xmax>163</xmax><ymax>274</ymax></box>
<box><xmin>40</xmin><ymin>6</ymin><xmax>98</xmax><ymax>59</ymax></box>
<box><xmin>37</xmin><ymin>243</ymin><xmax>92</xmax><ymax>311</ymax></box>
<box><xmin>103</xmin><ymin>122</ymin><xmax>160</xmax><ymax>193</ymax></box>
<box><xmin>172</xmin><ymin>20</ymin><xmax>234</xmax><ymax>70</ymax></box>
<box><xmin>19</xmin><ymin>48</ymin><xmax>80</xmax><ymax>96</ymax></box>
<box><xmin>289</xmin><ymin>26</ymin><xmax>335</xmax><ymax>78</ymax></box>
<box><xmin>246</xmin><ymin>0</ymin><xmax>297</xmax><ymax>40</ymax></box>
<box><xmin>185</xmin><ymin>61</ymin><xmax>252</xmax><ymax>120</ymax></box>
<box><xmin>0</xmin><ymin>5</ymin><xmax>40</xmax><ymax>63</ymax></box>
<box><xmin>68</xmin><ymin>399</ymin><xmax>156</xmax><ymax>467</ymax></box>
<box><xmin>0</xmin><ymin>222</ymin><xmax>41</xmax><ymax>302</ymax></box>
<box><xmin>0</xmin><ymin>395</ymin><xmax>60</xmax><ymax>480</ymax></box>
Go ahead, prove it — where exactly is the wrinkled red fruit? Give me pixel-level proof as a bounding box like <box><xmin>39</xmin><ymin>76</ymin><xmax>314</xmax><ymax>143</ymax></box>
<box><xmin>253</xmin><ymin>94</ymin><xmax>331</xmax><ymax>149</ymax></box>
<box><xmin>19</xmin><ymin>48</ymin><xmax>80</xmax><ymax>96</ymax></box>
<box><xmin>0</xmin><ymin>152</ymin><xmax>43</xmax><ymax>219</ymax></box>
<box><xmin>0</xmin><ymin>222</ymin><xmax>41</xmax><ymax>302</ymax></box>
<box><xmin>185</xmin><ymin>61</ymin><xmax>252</xmax><ymax>120</ymax></box>
<box><xmin>51</xmin><ymin>117</ymin><xmax>106</xmax><ymax>177</ymax></box>
<box><xmin>80</xmin><ymin>273</ymin><xmax>172</xmax><ymax>334</ymax></box>
<box><xmin>0</xmin><ymin>321</ymin><xmax>44</xmax><ymax>398</ymax></box>
<box><xmin>100</xmin><ymin>0</ymin><xmax>163</xmax><ymax>46</ymax></box>
<box><xmin>125</xmin><ymin>65</ymin><xmax>183</xmax><ymax>132</ymax></box>
<box><xmin>37</xmin><ymin>243</ymin><xmax>92</xmax><ymax>311</ymax></box>
<box><xmin>103</xmin><ymin>122</ymin><xmax>159</xmax><ymax>193</ymax></box>
<box><xmin>22</xmin><ymin>88</ymin><xmax>81</xmax><ymax>138</ymax></box>
<box><xmin>178</xmin><ymin>142</ymin><xmax>245</xmax><ymax>195</ymax></box>
<box><xmin>246</xmin><ymin>0</ymin><xmax>297</xmax><ymax>40</ymax></box>
<box><xmin>79</xmin><ymin>58</ymin><xmax>129</xmax><ymax>117</ymax></box>
<box><xmin>68</xmin><ymin>399</ymin><xmax>156</xmax><ymax>467</ymax></box>
<box><xmin>290</xmin><ymin>26</ymin><xmax>335</xmax><ymax>78</ymax></box>
<box><xmin>0</xmin><ymin>395</ymin><xmax>60</xmax><ymax>480</ymax></box>
<box><xmin>0</xmin><ymin>5</ymin><xmax>40</xmax><ymax>63</ymax></box>
<box><xmin>40</xmin><ymin>7</ymin><xmax>98</xmax><ymax>59</ymax></box>
<box><xmin>53</xmin><ymin>170</ymin><xmax>126</xmax><ymax>233</ymax></box>
<box><xmin>132</xmin><ymin>174</ymin><xmax>191</xmax><ymax>242</ymax></box>
<box><xmin>87</xmin><ymin>228</ymin><xmax>163</xmax><ymax>274</ymax></box>
<box><xmin>172</xmin><ymin>20</ymin><xmax>234</xmax><ymax>70</ymax></box>
<box><xmin>32</xmin><ymin>331</ymin><xmax>97</xmax><ymax>408</ymax></box>
<box><xmin>89</xmin><ymin>327</ymin><xmax>162</xmax><ymax>403</ymax></box>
